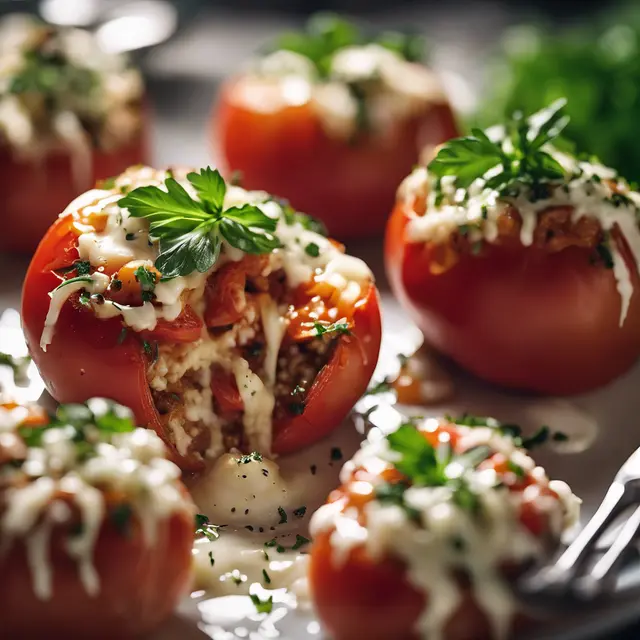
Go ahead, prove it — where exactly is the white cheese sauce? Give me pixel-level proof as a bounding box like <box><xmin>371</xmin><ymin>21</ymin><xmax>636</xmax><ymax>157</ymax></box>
<box><xmin>0</xmin><ymin>401</ymin><xmax>192</xmax><ymax>602</ymax></box>
<box><xmin>404</xmin><ymin>148</ymin><xmax>640</xmax><ymax>326</ymax></box>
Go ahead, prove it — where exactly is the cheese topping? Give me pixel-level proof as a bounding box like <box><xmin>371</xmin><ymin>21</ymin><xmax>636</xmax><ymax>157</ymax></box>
<box><xmin>403</xmin><ymin>147</ymin><xmax>640</xmax><ymax>326</ymax></box>
<box><xmin>310</xmin><ymin>418</ymin><xmax>580</xmax><ymax>640</ymax></box>
<box><xmin>0</xmin><ymin>14</ymin><xmax>143</xmax><ymax>161</ymax></box>
<box><xmin>249</xmin><ymin>43</ymin><xmax>445</xmax><ymax>140</ymax></box>
<box><xmin>0</xmin><ymin>399</ymin><xmax>192</xmax><ymax>601</ymax></box>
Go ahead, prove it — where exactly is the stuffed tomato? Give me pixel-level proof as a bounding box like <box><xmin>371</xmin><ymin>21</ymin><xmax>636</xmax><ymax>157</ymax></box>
<box><xmin>215</xmin><ymin>14</ymin><xmax>458</xmax><ymax>240</ymax></box>
<box><xmin>0</xmin><ymin>398</ymin><xmax>194</xmax><ymax>638</ymax></box>
<box><xmin>385</xmin><ymin>99</ymin><xmax>640</xmax><ymax>394</ymax></box>
<box><xmin>0</xmin><ymin>15</ymin><xmax>147</xmax><ymax>252</ymax></box>
<box><xmin>309</xmin><ymin>415</ymin><xmax>580</xmax><ymax>640</ymax></box>
<box><xmin>22</xmin><ymin>165</ymin><xmax>382</xmax><ymax>471</ymax></box>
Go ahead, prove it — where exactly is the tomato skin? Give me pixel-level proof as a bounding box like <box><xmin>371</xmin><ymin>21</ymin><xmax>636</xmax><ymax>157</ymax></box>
<box><xmin>215</xmin><ymin>78</ymin><xmax>458</xmax><ymax>240</ymax></box>
<box><xmin>22</xmin><ymin>217</ymin><xmax>382</xmax><ymax>465</ymax></box>
<box><xmin>385</xmin><ymin>201</ymin><xmax>640</xmax><ymax>395</ymax></box>
<box><xmin>310</xmin><ymin>529</ymin><xmax>526</xmax><ymax>640</ymax></box>
<box><xmin>0</xmin><ymin>507</ymin><xmax>193</xmax><ymax>638</ymax></box>
<box><xmin>0</xmin><ymin>117</ymin><xmax>148</xmax><ymax>254</ymax></box>
<box><xmin>272</xmin><ymin>284</ymin><xmax>382</xmax><ymax>455</ymax></box>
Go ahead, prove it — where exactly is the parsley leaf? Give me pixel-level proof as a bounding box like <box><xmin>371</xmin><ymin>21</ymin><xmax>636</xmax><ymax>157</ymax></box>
<box><xmin>119</xmin><ymin>168</ymin><xmax>280</xmax><ymax>279</ymax></box>
<box><xmin>195</xmin><ymin>514</ymin><xmax>224</xmax><ymax>542</ymax></box>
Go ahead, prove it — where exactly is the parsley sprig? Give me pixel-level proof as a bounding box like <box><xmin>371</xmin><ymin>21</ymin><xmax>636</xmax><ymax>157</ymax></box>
<box><xmin>119</xmin><ymin>168</ymin><xmax>280</xmax><ymax>279</ymax></box>
<box><xmin>428</xmin><ymin>99</ymin><xmax>570</xmax><ymax>194</ymax></box>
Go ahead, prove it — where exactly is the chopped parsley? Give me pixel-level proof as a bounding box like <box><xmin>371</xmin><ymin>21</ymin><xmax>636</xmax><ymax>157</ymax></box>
<box><xmin>208</xmin><ymin>551</ymin><xmax>215</xmax><ymax>567</ymax></box>
<box><xmin>110</xmin><ymin>503</ymin><xmax>133</xmax><ymax>536</ymax></box>
<box><xmin>18</xmin><ymin>400</ymin><xmax>136</xmax><ymax>453</ymax></box>
<box><xmin>291</xmin><ymin>534</ymin><xmax>310</xmax><ymax>550</ymax></box>
<box><xmin>194</xmin><ymin>514</ymin><xmax>224</xmax><ymax>542</ymax></box>
<box><xmin>235</xmin><ymin>451</ymin><xmax>263</xmax><ymax>465</ymax></box>
<box><xmin>445</xmin><ymin>413</ymin><xmax>568</xmax><ymax>450</ymax></box>
<box><xmin>250</xmin><ymin>593</ymin><xmax>273</xmax><ymax>614</ymax></box>
<box><xmin>277</xmin><ymin>506</ymin><xmax>288</xmax><ymax>524</ymax></box>
<box><xmin>314</xmin><ymin>321</ymin><xmax>351</xmax><ymax>337</ymax></box>
<box><xmin>118</xmin><ymin>167</ymin><xmax>280</xmax><ymax>279</ymax></box>
<box><xmin>134</xmin><ymin>266</ymin><xmax>158</xmax><ymax>302</ymax></box>
<box><xmin>365</xmin><ymin>378</ymin><xmax>393</xmax><ymax>395</ymax></box>
<box><xmin>281</xmin><ymin>203</ymin><xmax>328</xmax><ymax>236</ymax></box>
<box><xmin>262</xmin><ymin>569</ymin><xmax>271</xmax><ymax>584</ymax></box>
<box><xmin>304</xmin><ymin>242</ymin><xmax>320</xmax><ymax>257</ymax></box>
<box><xmin>330</xmin><ymin>447</ymin><xmax>343</xmax><ymax>461</ymax></box>
<box><xmin>293</xmin><ymin>506</ymin><xmax>307</xmax><ymax>519</ymax></box>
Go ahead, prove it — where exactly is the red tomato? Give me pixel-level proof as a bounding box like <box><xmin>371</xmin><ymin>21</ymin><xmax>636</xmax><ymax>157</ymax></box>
<box><xmin>385</xmin><ymin>198</ymin><xmax>640</xmax><ymax>395</ymax></box>
<box><xmin>0</xmin><ymin>500</ymin><xmax>193</xmax><ymax>638</ymax></box>
<box><xmin>214</xmin><ymin>77</ymin><xmax>458</xmax><ymax>240</ymax></box>
<box><xmin>22</xmin><ymin>217</ymin><xmax>382</xmax><ymax>469</ymax></box>
<box><xmin>0</xmin><ymin>117</ymin><xmax>148</xmax><ymax>254</ymax></box>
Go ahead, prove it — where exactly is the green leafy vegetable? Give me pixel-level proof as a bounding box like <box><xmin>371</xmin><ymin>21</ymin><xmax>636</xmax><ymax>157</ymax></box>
<box><xmin>119</xmin><ymin>168</ymin><xmax>280</xmax><ymax>279</ymax></box>
<box><xmin>235</xmin><ymin>451</ymin><xmax>263</xmax><ymax>464</ymax></box>
<box><xmin>305</xmin><ymin>242</ymin><xmax>320</xmax><ymax>257</ymax></box>
<box><xmin>429</xmin><ymin>99</ymin><xmax>569</xmax><ymax>194</ymax></box>
<box><xmin>134</xmin><ymin>266</ymin><xmax>158</xmax><ymax>302</ymax></box>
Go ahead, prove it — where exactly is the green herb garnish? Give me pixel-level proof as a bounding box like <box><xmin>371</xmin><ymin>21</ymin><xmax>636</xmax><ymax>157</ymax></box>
<box><xmin>277</xmin><ymin>506</ymin><xmax>288</xmax><ymax>524</ymax></box>
<box><xmin>305</xmin><ymin>242</ymin><xmax>320</xmax><ymax>257</ymax></box>
<box><xmin>429</xmin><ymin>99</ymin><xmax>569</xmax><ymax>194</ymax></box>
<box><xmin>119</xmin><ymin>168</ymin><xmax>280</xmax><ymax>279</ymax></box>
<box><xmin>249</xmin><ymin>593</ymin><xmax>274</xmax><ymax>614</ymax></box>
<box><xmin>235</xmin><ymin>451</ymin><xmax>263</xmax><ymax>465</ymax></box>
<box><xmin>195</xmin><ymin>514</ymin><xmax>224</xmax><ymax>542</ymax></box>
<box><xmin>0</xmin><ymin>352</ymin><xmax>31</xmax><ymax>385</ymax></box>
<box><xmin>314</xmin><ymin>321</ymin><xmax>351</xmax><ymax>337</ymax></box>
<box><xmin>134</xmin><ymin>266</ymin><xmax>158</xmax><ymax>302</ymax></box>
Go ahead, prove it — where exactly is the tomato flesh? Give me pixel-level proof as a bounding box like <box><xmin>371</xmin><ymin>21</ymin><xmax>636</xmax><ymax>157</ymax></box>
<box><xmin>385</xmin><ymin>201</ymin><xmax>640</xmax><ymax>394</ymax></box>
<box><xmin>215</xmin><ymin>78</ymin><xmax>459</xmax><ymax>240</ymax></box>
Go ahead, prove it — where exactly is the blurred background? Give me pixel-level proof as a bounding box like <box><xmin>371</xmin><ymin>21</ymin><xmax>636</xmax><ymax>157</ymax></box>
<box><xmin>3</xmin><ymin>0</ymin><xmax>640</xmax><ymax>176</ymax></box>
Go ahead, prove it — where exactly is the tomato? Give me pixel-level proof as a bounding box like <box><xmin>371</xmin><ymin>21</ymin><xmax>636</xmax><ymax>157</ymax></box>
<box><xmin>214</xmin><ymin>77</ymin><xmax>458</xmax><ymax>240</ymax></box>
<box><xmin>0</xmin><ymin>497</ymin><xmax>193</xmax><ymax>638</ymax></box>
<box><xmin>385</xmin><ymin>198</ymin><xmax>640</xmax><ymax>395</ymax></box>
<box><xmin>310</xmin><ymin>529</ymin><xmax>528</xmax><ymax>640</ymax></box>
<box><xmin>0</xmin><ymin>119</ymin><xmax>148</xmax><ymax>254</ymax></box>
<box><xmin>22</xmin><ymin>217</ymin><xmax>382</xmax><ymax>469</ymax></box>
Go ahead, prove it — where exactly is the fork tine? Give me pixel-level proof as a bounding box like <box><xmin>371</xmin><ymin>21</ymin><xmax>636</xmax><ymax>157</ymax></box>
<box><xmin>572</xmin><ymin>503</ymin><xmax>640</xmax><ymax>600</ymax></box>
<box><xmin>521</xmin><ymin>482</ymin><xmax>629</xmax><ymax>595</ymax></box>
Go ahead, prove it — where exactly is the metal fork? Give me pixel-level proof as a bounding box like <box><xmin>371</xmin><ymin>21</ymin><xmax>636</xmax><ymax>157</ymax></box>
<box><xmin>521</xmin><ymin>446</ymin><xmax>640</xmax><ymax>601</ymax></box>
<box><xmin>356</xmin><ymin>395</ymin><xmax>640</xmax><ymax>601</ymax></box>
